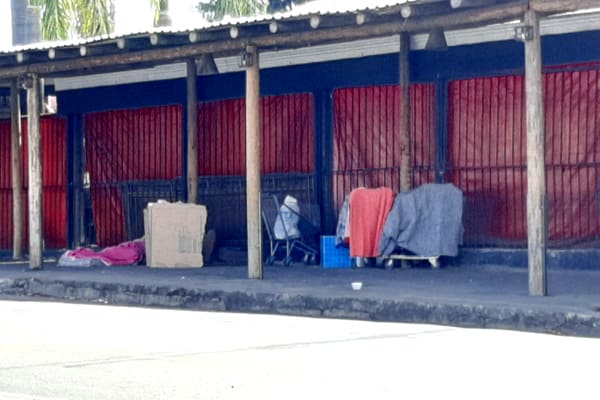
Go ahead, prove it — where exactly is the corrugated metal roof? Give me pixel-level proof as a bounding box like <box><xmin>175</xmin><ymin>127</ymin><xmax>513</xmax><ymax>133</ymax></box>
<box><xmin>2</xmin><ymin>0</ymin><xmax>600</xmax><ymax>85</ymax></box>
<box><xmin>1</xmin><ymin>0</ymin><xmax>414</xmax><ymax>53</ymax></box>
<box><xmin>3</xmin><ymin>0</ymin><xmax>600</xmax><ymax>56</ymax></box>
<box><xmin>53</xmin><ymin>9</ymin><xmax>600</xmax><ymax>91</ymax></box>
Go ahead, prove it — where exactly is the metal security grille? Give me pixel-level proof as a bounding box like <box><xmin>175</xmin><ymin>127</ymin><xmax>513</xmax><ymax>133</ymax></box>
<box><xmin>86</xmin><ymin>94</ymin><xmax>315</xmax><ymax>246</ymax></box>
<box><xmin>332</xmin><ymin>84</ymin><xmax>437</xmax><ymax>211</ymax></box>
<box><xmin>85</xmin><ymin>105</ymin><xmax>183</xmax><ymax>246</ymax></box>
<box><xmin>544</xmin><ymin>67</ymin><xmax>600</xmax><ymax>247</ymax></box>
<box><xmin>448</xmin><ymin>66</ymin><xmax>600</xmax><ymax>248</ymax></box>
<box><xmin>198</xmin><ymin>93</ymin><xmax>315</xmax><ymax>175</ymax></box>
<box><xmin>197</xmin><ymin>93</ymin><xmax>316</xmax><ymax>245</ymax></box>
<box><xmin>0</xmin><ymin>119</ymin><xmax>15</xmax><ymax>250</ymax></box>
<box><xmin>0</xmin><ymin>116</ymin><xmax>67</xmax><ymax>250</ymax></box>
<box><xmin>448</xmin><ymin>76</ymin><xmax>527</xmax><ymax>246</ymax></box>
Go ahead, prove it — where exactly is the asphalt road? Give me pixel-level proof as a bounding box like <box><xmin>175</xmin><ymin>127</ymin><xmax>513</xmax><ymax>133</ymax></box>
<box><xmin>0</xmin><ymin>300</ymin><xmax>598</xmax><ymax>400</ymax></box>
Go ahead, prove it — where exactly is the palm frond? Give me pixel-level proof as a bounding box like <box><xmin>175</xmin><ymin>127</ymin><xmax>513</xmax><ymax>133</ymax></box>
<box><xmin>72</xmin><ymin>0</ymin><xmax>114</xmax><ymax>37</ymax></box>
<box><xmin>197</xmin><ymin>0</ymin><xmax>267</xmax><ymax>22</ymax></box>
<box><xmin>149</xmin><ymin>0</ymin><xmax>161</xmax><ymax>26</ymax></box>
<box><xmin>30</xmin><ymin>0</ymin><xmax>71</xmax><ymax>40</ymax></box>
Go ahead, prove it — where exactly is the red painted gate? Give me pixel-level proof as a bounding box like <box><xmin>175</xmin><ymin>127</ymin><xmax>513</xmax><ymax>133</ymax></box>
<box><xmin>332</xmin><ymin>84</ymin><xmax>437</xmax><ymax>210</ymax></box>
<box><xmin>448</xmin><ymin>65</ymin><xmax>600</xmax><ymax>247</ymax></box>
<box><xmin>0</xmin><ymin>116</ymin><xmax>67</xmax><ymax>250</ymax></box>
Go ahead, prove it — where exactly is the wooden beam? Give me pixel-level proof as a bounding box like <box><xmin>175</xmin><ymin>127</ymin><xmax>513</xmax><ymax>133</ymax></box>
<box><xmin>14</xmin><ymin>52</ymin><xmax>51</xmax><ymax>65</ymax></box>
<box><xmin>399</xmin><ymin>32</ymin><xmax>411</xmax><ymax>193</ymax></box>
<box><xmin>25</xmin><ymin>73</ymin><xmax>43</xmax><ymax>270</ymax></box>
<box><xmin>116</xmin><ymin>38</ymin><xmax>127</xmax><ymax>49</ymax></box>
<box><xmin>48</xmin><ymin>48</ymin><xmax>80</xmax><ymax>60</ymax></box>
<box><xmin>313</xmin><ymin>14</ymin><xmax>373</xmax><ymax>29</ymax></box>
<box><xmin>79</xmin><ymin>46</ymin><xmax>98</xmax><ymax>57</ymax></box>
<box><xmin>530</xmin><ymin>0</ymin><xmax>600</xmax><ymax>15</ymax></box>
<box><xmin>245</xmin><ymin>45</ymin><xmax>262</xmax><ymax>280</ymax></box>
<box><xmin>188</xmin><ymin>30</ymin><xmax>229</xmax><ymax>44</ymax></box>
<box><xmin>309</xmin><ymin>16</ymin><xmax>321</xmax><ymax>29</ymax></box>
<box><xmin>16</xmin><ymin>53</ymin><xmax>28</xmax><ymax>63</ymax></box>
<box><xmin>150</xmin><ymin>33</ymin><xmax>189</xmax><ymax>46</ymax></box>
<box><xmin>355</xmin><ymin>13</ymin><xmax>368</xmax><ymax>25</ymax></box>
<box><xmin>524</xmin><ymin>10</ymin><xmax>547</xmax><ymax>296</ymax></box>
<box><xmin>0</xmin><ymin>2</ymin><xmax>527</xmax><ymax>80</ymax></box>
<box><xmin>402</xmin><ymin>2</ymin><xmax>453</xmax><ymax>18</ymax></box>
<box><xmin>149</xmin><ymin>34</ymin><xmax>160</xmax><ymax>45</ymax></box>
<box><xmin>186</xmin><ymin>59</ymin><xmax>198</xmax><ymax>204</ymax></box>
<box><xmin>266</xmin><ymin>20</ymin><xmax>307</xmax><ymax>34</ymax></box>
<box><xmin>450</xmin><ymin>0</ymin><xmax>497</xmax><ymax>9</ymax></box>
<box><xmin>10</xmin><ymin>80</ymin><xmax>23</xmax><ymax>260</ymax></box>
<box><xmin>117</xmin><ymin>37</ymin><xmax>160</xmax><ymax>52</ymax></box>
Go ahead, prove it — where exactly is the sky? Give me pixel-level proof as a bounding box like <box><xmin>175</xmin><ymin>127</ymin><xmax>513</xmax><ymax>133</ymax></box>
<box><xmin>0</xmin><ymin>0</ymin><xmax>11</xmax><ymax>49</ymax></box>
<box><xmin>115</xmin><ymin>0</ymin><xmax>201</xmax><ymax>34</ymax></box>
<box><xmin>0</xmin><ymin>0</ymin><xmax>407</xmax><ymax>47</ymax></box>
<box><xmin>114</xmin><ymin>0</ymin><xmax>408</xmax><ymax>34</ymax></box>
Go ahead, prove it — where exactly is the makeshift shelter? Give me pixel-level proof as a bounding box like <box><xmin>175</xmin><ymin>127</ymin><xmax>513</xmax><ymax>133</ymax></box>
<box><xmin>1</xmin><ymin>0</ymin><xmax>600</xmax><ymax>294</ymax></box>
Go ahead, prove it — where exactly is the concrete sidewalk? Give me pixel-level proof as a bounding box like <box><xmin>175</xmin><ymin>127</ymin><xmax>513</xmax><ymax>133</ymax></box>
<box><xmin>0</xmin><ymin>259</ymin><xmax>599</xmax><ymax>337</ymax></box>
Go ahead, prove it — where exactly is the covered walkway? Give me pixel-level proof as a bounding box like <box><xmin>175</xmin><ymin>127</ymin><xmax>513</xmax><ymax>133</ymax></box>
<box><xmin>0</xmin><ymin>258</ymin><xmax>599</xmax><ymax>337</ymax></box>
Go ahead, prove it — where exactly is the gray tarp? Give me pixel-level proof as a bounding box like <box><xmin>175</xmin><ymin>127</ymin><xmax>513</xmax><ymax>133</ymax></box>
<box><xmin>379</xmin><ymin>183</ymin><xmax>464</xmax><ymax>257</ymax></box>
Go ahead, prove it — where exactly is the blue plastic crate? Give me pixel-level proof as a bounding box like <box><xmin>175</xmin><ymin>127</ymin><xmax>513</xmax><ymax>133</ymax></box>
<box><xmin>321</xmin><ymin>236</ymin><xmax>352</xmax><ymax>269</ymax></box>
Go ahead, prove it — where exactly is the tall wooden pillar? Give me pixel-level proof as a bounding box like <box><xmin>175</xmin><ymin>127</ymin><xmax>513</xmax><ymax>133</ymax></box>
<box><xmin>186</xmin><ymin>59</ymin><xmax>198</xmax><ymax>204</ymax></box>
<box><xmin>10</xmin><ymin>80</ymin><xmax>23</xmax><ymax>259</ymax></box>
<box><xmin>524</xmin><ymin>10</ymin><xmax>547</xmax><ymax>296</ymax></box>
<box><xmin>399</xmin><ymin>32</ymin><xmax>412</xmax><ymax>192</ymax></box>
<box><xmin>245</xmin><ymin>45</ymin><xmax>263</xmax><ymax>279</ymax></box>
<box><xmin>399</xmin><ymin>33</ymin><xmax>412</xmax><ymax>269</ymax></box>
<box><xmin>26</xmin><ymin>74</ymin><xmax>43</xmax><ymax>269</ymax></box>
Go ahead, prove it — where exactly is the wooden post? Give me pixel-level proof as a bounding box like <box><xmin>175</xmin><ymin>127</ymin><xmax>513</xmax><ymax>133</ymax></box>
<box><xmin>10</xmin><ymin>80</ymin><xmax>23</xmax><ymax>260</ymax></box>
<box><xmin>245</xmin><ymin>45</ymin><xmax>263</xmax><ymax>279</ymax></box>
<box><xmin>399</xmin><ymin>32</ymin><xmax>411</xmax><ymax>193</ymax></box>
<box><xmin>524</xmin><ymin>10</ymin><xmax>547</xmax><ymax>296</ymax></box>
<box><xmin>399</xmin><ymin>33</ymin><xmax>412</xmax><ymax>269</ymax></box>
<box><xmin>186</xmin><ymin>59</ymin><xmax>198</xmax><ymax>204</ymax></box>
<box><xmin>26</xmin><ymin>73</ymin><xmax>43</xmax><ymax>269</ymax></box>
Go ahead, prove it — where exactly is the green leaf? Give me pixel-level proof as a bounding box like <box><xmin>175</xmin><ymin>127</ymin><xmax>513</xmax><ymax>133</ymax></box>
<box><xmin>197</xmin><ymin>0</ymin><xmax>267</xmax><ymax>22</ymax></box>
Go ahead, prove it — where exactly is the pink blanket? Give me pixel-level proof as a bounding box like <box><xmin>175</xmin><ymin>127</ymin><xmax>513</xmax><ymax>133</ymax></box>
<box><xmin>68</xmin><ymin>240</ymin><xmax>145</xmax><ymax>266</ymax></box>
<box><xmin>349</xmin><ymin>187</ymin><xmax>395</xmax><ymax>258</ymax></box>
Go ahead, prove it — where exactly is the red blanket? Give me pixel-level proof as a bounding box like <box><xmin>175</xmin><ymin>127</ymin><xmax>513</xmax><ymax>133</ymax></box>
<box><xmin>68</xmin><ymin>240</ymin><xmax>145</xmax><ymax>266</ymax></box>
<box><xmin>348</xmin><ymin>187</ymin><xmax>395</xmax><ymax>258</ymax></box>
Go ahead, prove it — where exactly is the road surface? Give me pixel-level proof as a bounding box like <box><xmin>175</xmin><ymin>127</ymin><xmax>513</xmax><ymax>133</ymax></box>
<box><xmin>0</xmin><ymin>300</ymin><xmax>598</xmax><ymax>400</ymax></box>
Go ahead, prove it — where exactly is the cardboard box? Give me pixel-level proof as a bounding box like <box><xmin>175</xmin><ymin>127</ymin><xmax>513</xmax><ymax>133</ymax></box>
<box><xmin>145</xmin><ymin>201</ymin><xmax>207</xmax><ymax>268</ymax></box>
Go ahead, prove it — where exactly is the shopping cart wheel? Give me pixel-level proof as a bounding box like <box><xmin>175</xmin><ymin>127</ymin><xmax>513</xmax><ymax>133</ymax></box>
<box><xmin>303</xmin><ymin>254</ymin><xmax>317</xmax><ymax>265</ymax></box>
<box><xmin>283</xmin><ymin>256</ymin><xmax>293</xmax><ymax>266</ymax></box>
<box><xmin>266</xmin><ymin>256</ymin><xmax>275</xmax><ymax>265</ymax></box>
<box><xmin>354</xmin><ymin>257</ymin><xmax>366</xmax><ymax>268</ymax></box>
<box><xmin>429</xmin><ymin>257</ymin><xmax>440</xmax><ymax>269</ymax></box>
<box><xmin>384</xmin><ymin>258</ymin><xmax>395</xmax><ymax>270</ymax></box>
